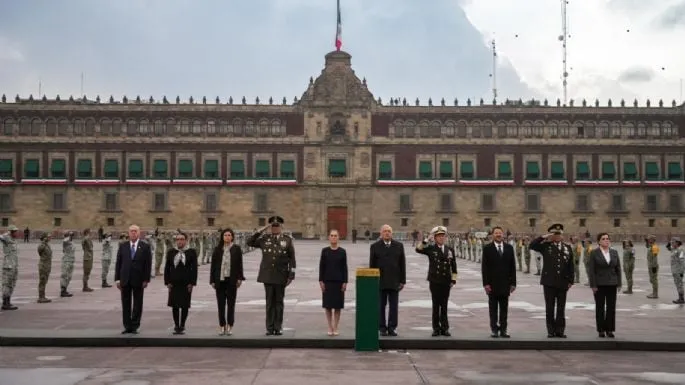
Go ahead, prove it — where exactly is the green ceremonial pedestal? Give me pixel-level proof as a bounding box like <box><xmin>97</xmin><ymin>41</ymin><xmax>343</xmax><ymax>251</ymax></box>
<box><xmin>355</xmin><ymin>267</ymin><xmax>380</xmax><ymax>352</ymax></box>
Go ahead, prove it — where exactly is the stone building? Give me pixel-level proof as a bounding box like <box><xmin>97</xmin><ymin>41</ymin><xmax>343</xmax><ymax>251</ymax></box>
<box><xmin>1</xmin><ymin>50</ymin><xmax>684</xmax><ymax>238</ymax></box>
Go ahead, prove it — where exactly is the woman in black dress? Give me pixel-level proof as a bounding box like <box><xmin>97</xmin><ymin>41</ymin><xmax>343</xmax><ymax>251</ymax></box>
<box><xmin>210</xmin><ymin>228</ymin><xmax>245</xmax><ymax>336</ymax></box>
<box><xmin>164</xmin><ymin>232</ymin><xmax>198</xmax><ymax>335</ymax></box>
<box><xmin>318</xmin><ymin>229</ymin><xmax>348</xmax><ymax>336</ymax></box>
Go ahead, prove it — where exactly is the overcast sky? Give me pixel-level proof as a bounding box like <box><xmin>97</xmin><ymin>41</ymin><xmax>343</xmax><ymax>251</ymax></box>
<box><xmin>0</xmin><ymin>0</ymin><xmax>683</xmax><ymax>105</ymax></box>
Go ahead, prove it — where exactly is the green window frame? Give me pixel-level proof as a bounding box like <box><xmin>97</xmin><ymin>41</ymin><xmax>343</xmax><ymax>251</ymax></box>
<box><xmin>0</xmin><ymin>159</ymin><xmax>12</xmax><ymax>179</ymax></box>
<box><xmin>178</xmin><ymin>159</ymin><xmax>193</xmax><ymax>179</ymax></box>
<box><xmin>128</xmin><ymin>159</ymin><xmax>143</xmax><ymax>179</ymax></box>
<box><xmin>645</xmin><ymin>162</ymin><xmax>659</xmax><ymax>181</ymax></box>
<box><xmin>439</xmin><ymin>161</ymin><xmax>453</xmax><ymax>179</ymax></box>
<box><xmin>153</xmin><ymin>159</ymin><xmax>168</xmax><ymax>179</ymax></box>
<box><xmin>667</xmin><ymin>162</ymin><xmax>682</xmax><ymax>180</ymax></box>
<box><xmin>255</xmin><ymin>160</ymin><xmax>270</xmax><ymax>178</ymax></box>
<box><xmin>418</xmin><ymin>161</ymin><xmax>432</xmax><ymax>179</ymax></box>
<box><xmin>497</xmin><ymin>161</ymin><xmax>512</xmax><ymax>179</ymax></box>
<box><xmin>460</xmin><ymin>161</ymin><xmax>474</xmax><ymax>179</ymax></box>
<box><xmin>230</xmin><ymin>159</ymin><xmax>245</xmax><ymax>178</ymax></box>
<box><xmin>550</xmin><ymin>161</ymin><xmax>565</xmax><ymax>180</ymax></box>
<box><xmin>525</xmin><ymin>161</ymin><xmax>540</xmax><ymax>180</ymax></box>
<box><xmin>328</xmin><ymin>159</ymin><xmax>346</xmax><ymax>177</ymax></box>
<box><xmin>50</xmin><ymin>158</ymin><xmax>66</xmax><ymax>179</ymax></box>
<box><xmin>378</xmin><ymin>161</ymin><xmax>392</xmax><ymax>180</ymax></box>
<box><xmin>575</xmin><ymin>161</ymin><xmax>590</xmax><ymax>180</ymax></box>
<box><xmin>204</xmin><ymin>159</ymin><xmax>219</xmax><ymax>179</ymax></box>
<box><xmin>24</xmin><ymin>159</ymin><xmax>40</xmax><ymax>179</ymax></box>
<box><xmin>279</xmin><ymin>160</ymin><xmax>295</xmax><ymax>179</ymax></box>
<box><xmin>601</xmin><ymin>161</ymin><xmax>616</xmax><ymax>180</ymax></box>
<box><xmin>76</xmin><ymin>159</ymin><xmax>93</xmax><ymax>179</ymax></box>
<box><xmin>623</xmin><ymin>162</ymin><xmax>638</xmax><ymax>181</ymax></box>
<box><xmin>104</xmin><ymin>159</ymin><xmax>119</xmax><ymax>179</ymax></box>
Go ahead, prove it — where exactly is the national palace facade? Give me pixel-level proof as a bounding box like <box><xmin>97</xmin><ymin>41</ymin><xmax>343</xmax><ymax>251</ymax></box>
<box><xmin>1</xmin><ymin>51</ymin><xmax>684</xmax><ymax>239</ymax></box>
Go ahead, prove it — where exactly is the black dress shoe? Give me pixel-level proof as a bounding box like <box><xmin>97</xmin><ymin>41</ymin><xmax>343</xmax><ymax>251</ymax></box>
<box><xmin>606</xmin><ymin>332</ymin><xmax>615</xmax><ymax>338</ymax></box>
<box><xmin>380</xmin><ymin>330</ymin><xmax>388</xmax><ymax>336</ymax></box>
<box><xmin>173</xmin><ymin>328</ymin><xmax>182</xmax><ymax>335</ymax></box>
<box><xmin>598</xmin><ymin>332</ymin><xmax>606</xmax><ymax>338</ymax></box>
<box><xmin>432</xmin><ymin>330</ymin><xmax>440</xmax><ymax>337</ymax></box>
<box><xmin>499</xmin><ymin>331</ymin><xmax>510</xmax><ymax>338</ymax></box>
<box><xmin>265</xmin><ymin>330</ymin><xmax>274</xmax><ymax>336</ymax></box>
<box><xmin>491</xmin><ymin>331</ymin><xmax>499</xmax><ymax>338</ymax></box>
<box><xmin>556</xmin><ymin>333</ymin><xmax>567</xmax><ymax>338</ymax></box>
<box><xmin>387</xmin><ymin>330</ymin><xmax>398</xmax><ymax>337</ymax></box>
<box><xmin>441</xmin><ymin>330</ymin><xmax>451</xmax><ymax>337</ymax></box>
<box><xmin>121</xmin><ymin>330</ymin><xmax>130</xmax><ymax>334</ymax></box>
<box><xmin>130</xmin><ymin>330</ymin><xmax>139</xmax><ymax>335</ymax></box>
<box><xmin>547</xmin><ymin>333</ymin><xmax>555</xmax><ymax>338</ymax></box>
<box><xmin>274</xmin><ymin>330</ymin><xmax>283</xmax><ymax>336</ymax></box>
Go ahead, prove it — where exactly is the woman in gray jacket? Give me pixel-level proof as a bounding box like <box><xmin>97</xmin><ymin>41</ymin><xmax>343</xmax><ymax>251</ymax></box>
<box><xmin>588</xmin><ymin>232</ymin><xmax>622</xmax><ymax>338</ymax></box>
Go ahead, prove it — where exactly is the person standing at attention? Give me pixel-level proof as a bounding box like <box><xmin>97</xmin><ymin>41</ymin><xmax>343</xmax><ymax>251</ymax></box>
<box><xmin>588</xmin><ymin>232</ymin><xmax>621</xmax><ymax>338</ymax></box>
<box><xmin>115</xmin><ymin>224</ymin><xmax>152</xmax><ymax>334</ymax></box>
<box><xmin>481</xmin><ymin>226</ymin><xmax>516</xmax><ymax>338</ymax></box>
<box><xmin>165</xmin><ymin>232</ymin><xmax>198</xmax><ymax>335</ymax></box>
<box><xmin>370</xmin><ymin>224</ymin><xmax>406</xmax><ymax>337</ymax></box>
<box><xmin>210</xmin><ymin>228</ymin><xmax>245</xmax><ymax>336</ymax></box>
<box><xmin>318</xmin><ymin>229</ymin><xmax>348</xmax><ymax>336</ymax></box>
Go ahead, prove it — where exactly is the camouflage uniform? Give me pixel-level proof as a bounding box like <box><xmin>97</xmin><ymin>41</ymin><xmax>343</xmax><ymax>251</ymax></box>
<box><xmin>532</xmin><ymin>248</ymin><xmax>542</xmax><ymax>275</ymax></box>
<box><xmin>1</xmin><ymin>226</ymin><xmax>19</xmax><ymax>310</ymax></box>
<box><xmin>82</xmin><ymin>234</ymin><xmax>94</xmax><ymax>291</ymax></box>
<box><xmin>144</xmin><ymin>234</ymin><xmax>155</xmax><ymax>278</ymax></box>
<box><xmin>154</xmin><ymin>234</ymin><xmax>165</xmax><ymax>276</ymax></box>
<box><xmin>622</xmin><ymin>245</ymin><xmax>635</xmax><ymax>294</ymax></box>
<box><xmin>37</xmin><ymin>234</ymin><xmax>53</xmax><ymax>303</ymax></box>
<box><xmin>60</xmin><ymin>233</ymin><xmax>75</xmax><ymax>297</ymax></box>
<box><xmin>583</xmin><ymin>243</ymin><xmax>593</xmax><ymax>285</ymax></box>
<box><xmin>522</xmin><ymin>241</ymin><xmax>531</xmax><ymax>273</ymax></box>
<box><xmin>669</xmin><ymin>240</ymin><xmax>684</xmax><ymax>304</ymax></box>
<box><xmin>101</xmin><ymin>234</ymin><xmax>113</xmax><ymax>287</ymax></box>
<box><xmin>646</xmin><ymin>238</ymin><xmax>660</xmax><ymax>299</ymax></box>
<box><xmin>515</xmin><ymin>239</ymin><xmax>523</xmax><ymax>271</ymax></box>
<box><xmin>572</xmin><ymin>242</ymin><xmax>582</xmax><ymax>284</ymax></box>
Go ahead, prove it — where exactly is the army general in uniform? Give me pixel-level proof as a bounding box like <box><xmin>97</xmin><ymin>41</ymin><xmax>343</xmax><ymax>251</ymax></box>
<box><xmin>247</xmin><ymin>216</ymin><xmax>296</xmax><ymax>336</ymax></box>
<box><xmin>529</xmin><ymin>223</ymin><xmax>575</xmax><ymax>338</ymax></box>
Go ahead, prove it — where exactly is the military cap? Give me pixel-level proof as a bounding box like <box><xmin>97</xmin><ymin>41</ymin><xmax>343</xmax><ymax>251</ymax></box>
<box><xmin>547</xmin><ymin>223</ymin><xmax>564</xmax><ymax>234</ymax></box>
<box><xmin>40</xmin><ymin>233</ymin><xmax>49</xmax><ymax>241</ymax></box>
<box><xmin>268</xmin><ymin>216</ymin><xmax>285</xmax><ymax>226</ymax></box>
<box><xmin>7</xmin><ymin>225</ymin><xmax>18</xmax><ymax>232</ymax></box>
<box><xmin>647</xmin><ymin>234</ymin><xmax>656</xmax><ymax>240</ymax></box>
<box><xmin>672</xmin><ymin>237</ymin><xmax>682</xmax><ymax>244</ymax></box>
<box><xmin>431</xmin><ymin>226</ymin><xmax>447</xmax><ymax>236</ymax></box>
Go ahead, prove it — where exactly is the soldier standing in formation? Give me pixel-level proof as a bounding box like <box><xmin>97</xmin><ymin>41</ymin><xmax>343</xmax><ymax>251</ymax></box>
<box><xmin>571</xmin><ymin>237</ymin><xmax>581</xmax><ymax>284</ymax></box>
<box><xmin>521</xmin><ymin>237</ymin><xmax>531</xmax><ymax>274</ymax></box>
<box><xmin>247</xmin><ymin>216</ymin><xmax>296</xmax><ymax>336</ymax></box>
<box><xmin>416</xmin><ymin>226</ymin><xmax>457</xmax><ymax>337</ymax></box>
<box><xmin>622</xmin><ymin>240</ymin><xmax>635</xmax><ymax>294</ymax></box>
<box><xmin>646</xmin><ymin>235</ymin><xmax>660</xmax><ymax>299</ymax></box>
<box><xmin>154</xmin><ymin>232</ymin><xmax>165</xmax><ymax>277</ymax></box>
<box><xmin>101</xmin><ymin>233</ymin><xmax>113</xmax><ymax>288</ymax></box>
<box><xmin>37</xmin><ymin>233</ymin><xmax>52</xmax><ymax>303</ymax></box>
<box><xmin>583</xmin><ymin>240</ymin><xmax>594</xmax><ymax>286</ymax></box>
<box><xmin>530</xmin><ymin>223</ymin><xmax>575</xmax><ymax>338</ymax></box>
<box><xmin>82</xmin><ymin>229</ymin><xmax>94</xmax><ymax>292</ymax></box>
<box><xmin>144</xmin><ymin>233</ymin><xmax>156</xmax><ymax>278</ymax></box>
<box><xmin>1</xmin><ymin>225</ymin><xmax>19</xmax><ymax>310</ymax></box>
<box><xmin>515</xmin><ymin>238</ymin><xmax>523</xmax><ymax>271</ymax></box>
<box><xmin>60</xmin><ymin>231</ymin><xmax>75</xmax><ymax>297</ymax></box>
<box><xmin>669</xmin><ymin>237</ymin><xmax>684</xmax><ymax>304</ymax></box>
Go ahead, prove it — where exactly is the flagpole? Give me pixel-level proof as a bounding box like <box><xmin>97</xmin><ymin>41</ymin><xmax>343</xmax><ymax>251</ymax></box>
<box><xmin>335</xmin><ymin>0</ymin><xmax>342</xmax><ymax>51</ymax></box>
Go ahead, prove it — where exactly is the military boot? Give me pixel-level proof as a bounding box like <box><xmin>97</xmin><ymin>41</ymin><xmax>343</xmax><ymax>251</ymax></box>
<box><xmin>102</xmin><ymin>280</ymin><xmax>112</xmax><ymax>288</ymax></box>
<box><xmin>672</xmin><ymin>294</ymin><xmax>685</xmax><ymax>304</ymax></box>
<box><xmin>2</xmin><ymin>296</ymin><xmax>18</xmax><ymax>310</ymax></box>
<box><xmin>83</xmin><ymin>284</ymin><xmax>94</xmax><ymax>292</ymax></box>
<box><xmin>37</xmin><ymin>289</ymin><xmax>52</xmax><ymax>303</ymax></box>
<box><xmin>60</xmin><ymin>287</ymin><xmax>73</xmax><ymax>297</ymax></box>
<box><xmin>622</xmin><ymin>285</ymin><xmax>632</xmax><ymax>294</ymax></box>
<box><xmin>647</xmin><ymin>289</ymin><xmax>658</xmax><ymax>299</ymax></box>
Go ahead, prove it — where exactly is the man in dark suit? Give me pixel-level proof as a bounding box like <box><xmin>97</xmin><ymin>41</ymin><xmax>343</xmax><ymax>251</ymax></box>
<box><xmin>369</xmin><ymin>224</ymin><xmax>406</xmax><ymax>336</ymax></box>
<box><xmin>481</xmin><ymin>226</ymin><xmax>516</xmax><ymax>338</ymax></box>
<box><xmin>114</xmin><ymin>224</ymin><xmax>152</xmax><ymax>334</ymax></box>
<box><xmin>416</xmin><ymin>225</ymin><xmax>457</xmax><ymax>336</ymax></box>
<box><xmin>529</xmin><ymin>223</ymin><xmax>575</xmax><ymax>338</ymax></box>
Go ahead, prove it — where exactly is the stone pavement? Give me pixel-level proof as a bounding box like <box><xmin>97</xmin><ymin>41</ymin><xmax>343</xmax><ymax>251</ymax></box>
<box><xmin>1</xmin><ymin>239</ymin><xmax>684</xmax><ymax>350</ymax></box>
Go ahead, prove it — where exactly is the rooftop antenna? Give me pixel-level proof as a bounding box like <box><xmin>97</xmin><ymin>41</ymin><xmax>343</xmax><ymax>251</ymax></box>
<box><xmin>491</xmin><ymin>39</ymin><xmax>498</xmax><ymax>100</ymax></box>
<box><xmin>80</xmin><ymin>72</ymin><xmax>84</xmax><ymax>97</ymax></box>
<box><xmin>560</xmin><ymin>0</ymin><xmax>569</xmax><ymax>105</ymax></box>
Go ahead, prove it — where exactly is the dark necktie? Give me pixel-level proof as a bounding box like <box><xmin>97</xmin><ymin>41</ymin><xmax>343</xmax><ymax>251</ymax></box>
<box><xmin>130</xmin><ymin>243</ymin><xmax>135</xmax><ymax>259</ymax></box>
<box><xmin>498</xmin><ymin>244</ymin><xmax>502</xmax><ymax>256</ymax></box>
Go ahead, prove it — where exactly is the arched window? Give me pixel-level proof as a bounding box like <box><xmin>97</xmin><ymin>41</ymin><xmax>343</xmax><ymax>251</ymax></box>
<box><xmin>392</xmin><ymin>120</ymin><xmax>404</xmax><ymax>137</ymax></box>
<box><xmin>271</xmin><ymin>119</ymin><xmax>282</xmax><ymax>136</ymax></box>
<box><xmin>506</xmin><ymin>121</ymin><xmax>518</xmax><ymax>137</ymax></box>
<box><xmin>233</xmin><ymin>118</ymin><xmax>243</xmax><ymax>135</ymax></box>
<box><xmin>610</xmin><ymin>121</ymin><xmax>621</xmax><ymax>138</ymax></box>
<box><xmin>430</xmin><ymin>120</ymin><xmax>441</xmax><ymax>137</ymax></box>
<box><xmin>179</xmin><ymin>119</ymin><xmax>191</xmax><ymax>135</ymax></box>
<box><xmin>84</xmin><ymin>118</ymin><xmax>95</xmax><ymax>135</ymax></box>
<box><xmin>597</xmin><ymin>122</ymin><xmax>609</xmax><ymax>138</ymax></box>
<box><xmin>19</xmin><ymin>118</ymin><xmax>30</xmax><ymax>135</ymax></box>
<box><xmin>533</xmin><ymin>121</ymin><xmax>544</xmax><ymax>137</ymax></box>
<box><xmin>482</xmin><ymin>120</ymin><xmax>493</xmax><ymax>137</ymax></box>
<box><xmin>45</xmin><ymin>118</ymin><xmax>57</xmax><ymax>136</ymax></box>
<box><xmin>520</xmin><ymin>121</ymin><xmax>532</xmax><ymax>137</ymax></box>
<box><xmin>111</xmin><ymin>119</ymin><xmax>122</xmax><ymax>135</ymax></box>
<box><xmin>624</xmin><ymin>122</ymin><xmax>635</xmax><ymax>138</ymax></box>
<box><xmin>138</xmin><ymin>119</ymin><xmax>149</xmax><ymax>135</ymax></box>
<box><xmin>471</xmin><ymin>120</ymin><xmax>481</xmax><ymax>138</ymax></box>
<box><xmin>73</xmin><ymin>119</ymin><xmax>85</xmax><ymax>135</ymax></box>
<box><xmin>192</xmin><ymin>119</ymin><xmax>203</xmax><ymax>134</ymax></box>
<box><xmin>637</xmin><ymin>122</ymin><xmax>647</xmax><ymax>137</ymax></box>
<box><xmin>154</xmin><ymin>120</ymin><xmax>165</xmax><ymax>135</ymax></box>
<box><xmin>419</xmin><ymin>120</ymin><xmax>430</xmax><ymax>137</ymax></box>
<box><xmin>548</xmin><ymin>121</ymin><xmax>559</xmax><ymax>137</ymax></box>
<box><xmin>662</xmin><ymin>121</ymin><xmax>675</xmax><ymax>137</ymax></box>
<box><xmin>259</xmin><ymin>119</ymin><xmax>270</xmax><ymax>136</ymax></box>
<box><xmin>100</xmin><ymin>119</ymin><xmax>112</xmax><ymax>136</ymax></box>
<box><xmin>31</xmin><ymin>118</ymin><xmax>43</xmax><ymax>135</ymax></box>
<box><xmin>245</xmin><ymin>119</ymin><xmax>255</xmax><ymax>136</ymax></box>
<box><xmin>496</xmin><ymin>121</ymin><xmax>507</xmax><ymax>137</ymax></box>
<box><xmin>442</xmin><ymin>120</ymin><xmax>455</xmax><ymax>137</ymax></box>
<box><xmin>126</xmin><ymin>119</ymin><xmax>138</xmax><ymax>135</ymax></box>
<box><xmin>558</xmin><ymin>121</ymin><xmax>570</xmax><ymax>137</ymax></box>
<box><xmin>404</xmin><ymin>120</ymin><xmax>416</xmax><ymax>137</ymax></box>
<box><xmin>649</xmin><ymin>122</ymin><xmax>660</xmax><ymax>136</ymax></box>
<box><xmin>58</xmin><ymin>118</ymin><xmax>71</xmax><ymax>135</ymax></box>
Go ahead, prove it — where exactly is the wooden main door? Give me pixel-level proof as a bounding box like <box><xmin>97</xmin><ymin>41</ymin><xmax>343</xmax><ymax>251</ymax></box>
<box><xmin>327</xmin><ymin>207</ymin><xmax>348</xmax><ymax>239</ymax></box>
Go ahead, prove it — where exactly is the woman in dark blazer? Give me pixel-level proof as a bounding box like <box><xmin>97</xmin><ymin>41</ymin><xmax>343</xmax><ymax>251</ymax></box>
<box><xmin>164</xmin><ymin>232</ymin><xmax>198</xmax><ymax>335</ymax></box>
<box><xmin>210</xmin><ymin>228</ymin><xmax>245</xmax><ymax>336</ymax></box>
<box><xmin>588</xmin><ymin>232</ymin><xmax>622</xmax><ymax>338</ymax></box>
<box><xmin>318</xmin><ymin>229</ymin><xmax>348</xmax><ymax>336</ymax></box>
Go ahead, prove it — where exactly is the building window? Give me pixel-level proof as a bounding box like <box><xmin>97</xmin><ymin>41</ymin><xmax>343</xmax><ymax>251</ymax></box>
<box><xmin>672</xmin><ymin>219</ymin><xmax>679</xmax><ymax>228</ymax></box>
<box><xmin>104</xmin><ymin>192</ymin><xmax>118</xmax><ymax>211</ymax></box>
<box><xmin>52</xmin><ymin>192</ymin><xmax>66</xmax><ymax>211</ymax></box>
<box><xmin>0</xmin><ymin>159</ymin><xmax>12</xmax><ymax>179</ymax></box>
<box><xmin>645</xmin><ymin>161</ymin><xmax>659</xmax><ymax>180</ymax></box>
<box><xmin>648</xmin><ymin>218</ymin><xmax>655</xmax><ymax>227</ymax></box>
<box><xmin>400</xmin><ymin>218</ymin><xmax>409</xmax><ymax>227</ymax></box>
<box><xmin>178</xmin><ymin>159</ymin><xmax>193</xmax><ymax>179</ymax></box>
<box><xmin>529</xmin><ymin>218</ymin><xmax>536</xmax><ymax>228</ymax></box>
<box><xmin>460</xmin><ymin>161</ymin><xmax>474</xmax><ymax>179</ymax></box>
<box><xmin>153</xmin><ymin>159</ymin><xmax>168</xmax><ymax>179</ymax></box>
<box><xmin>579</xmin><ymin>218</ymin><xmax>587</xmax><ymax>227</ymax></box>
<box><xmin>77</xmin><ymin>159</ymin><xmax>93</xmax><ymax>179</ymax></box>
<box><xmin>669</xmin><ymin>194</ymin><xmax>682</xmax><ymax>212</ymax></box>
<box><xmin>550</xmin><ymin>161</ymin><xmax>565</xmax><ymax>180</ymax></box>
<box><xmin>611</xmin><ymin>194</ymin><xmax>624</xmax><ymax>211</ymax></box>
<box><xmin>128</xmin><ymin>159</ymin><xmax>144</xmax><ymax>179</ymax></box>
<box><xmin>645</xmin><ymin>194</ymin><xmax>659</xmax><ymax>212</ymax></box>
<box><xmin>418</xmin><ymin>161</ymin><xmax>432</xmax><ymax>179</ymax></box>
<box><xmin>204</xmin><ymin>192</ymin><xmax>218</xmax><ymax>212</ymax></box>
<box><xmin>280</xmin><ymin>160</ymin><xmax>295</xmax><ymax>179</ymax></box>
<box><xmin>667</xmin><ymin>162</ymin><xmax>682</xmax><ymax>180</ymax></box>
<box><xmin>497</xmin><ymin>160</ymin><xmax>512</xmax><ymax>179</ymax></box>
<box><xmin>0</xmin><ymin>218</ymin><xmax>7</xmax><ymax>226</ymax></box>
<box><xmin>378</xmin><ymin>161</ymin><xmax>392</xmax><ymax>180</ymax></box>
<box><xmin>399</xmin><ymin>194</ymin><xmax>412</xmax><ymax>212</ymax></box>
<box><xmin>613</xmin><ymin>218</ymin><xmax>620</xmax><ymax>227</ymax></box>
<box><xmin>156</xmin><ymin>217</ymin><xmax>164</xmax><ymax>227</ymax></box>
<box><xmin>328</xmin><ymin>159</ymin><xmax>346</xmax><ymax>177</ymax></box>
<box><xmin>484</xmin><ymin>218</ymin><xmax>491</xmax><ymax>227</ymax></box>
<box><xmin>230</xmin><ymin>159</ymin><xmax>245</xmax><ymax>178</ymax></box>
<box><xmin>254</xmin><ymin>192</ymin><xmax>268</xmax><ymax>212</ymax></box>
<box><xmin>0</xmin><ymin>193</ymin><xmax>11</xmax><ymax>211</ymax></box>
<box><xmin>153</xmin><ymin>193</ymin><xmax>166</xmax><ymax>211</ymax></box>
<box><xmin>438</xmin><ymin>161</ymin><xmax>453</xmax><ymax>179</ymax></box>
<box><xmin>207</xmin><ymin>217</ymin><xmax>215</xmax><ymax>227</ymax></box>
<box><xmin>104</xmin><ymin>159</ymin><xmax>119</xmax><ymax>179</ymax></box>
<box><xmin>623</xmin><ymin>162</ymin><xmax>638</xmax><ymax>180</ymax></box>
<box><xmin>601</xmin><ymin>161</ymin><xmax>616</xmax><ymax>180</ymax></box>
<box><xmin>525</xmin><ymin>193</ymin><xmax>540</xmax><ymax>211</ymax></box>
<box><xmin>204</xmin><ymin>159</ymin><xmax>219</xmax><ymax>179</ymax></box>
<box><xmin>442</xmin><ymin>218</ymin><xmax>449</xmax><ymax>226</ymax></box>
<box><xmin>255</xmin><ymin>160</ymin><xmax>271</xmax><ymax>178</ymax></box>
<box><xmin>53</xmin><ymin>217</ymin><xmax>62</xmax><ymax>227</ymax></box>
<box><xmin>107</xmin><ymin>217</ymin><xmax>115</xmax><ymax>226</ymax></box>
<box><xmin>575</xmin><ymin>161</ymin><xmax>590</xmax><ymax>180</ymax></box>
<box><xmin>24</xmin><ymin>159</ymin><xmax>40</xmax><ymax>179</ymax></box>
<box><xmin>525</xmin><ymin>161</ymin><xmax>540</xmax><ymax>180</ymax></box>
<box><xmin>258</xmin><ymin>217</ymin><xmax>266</xmax><ymax>226</ymax></box>
<box><xmin>440</xmin><ymin>193</ymin><xmax>453</xmax><ymax>211</ymax></box>
<box><xmin>575</xmin><ymin>194</ymin><xmax>590</xmax><ymax>211</ymax></box>
<box><xmin>481</xmin><ymin>193</ymin><xmax>495</xmax><ymax>211</ymax></box>
<box><xmin>50</xmin><ymin>158</ymin><xmax>66</xmax><ymax>179</ymax></box>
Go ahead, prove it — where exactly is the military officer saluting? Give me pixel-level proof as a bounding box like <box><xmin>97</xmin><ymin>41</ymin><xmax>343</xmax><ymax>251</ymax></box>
<box><xmin>416</xmin><ymin>226</ymin><xmax>457</xmax><ymax>337</ymax></box>
<box><xmin>247</xmin><ymin>216</ymin><xmax>296</xmax><ymax>336</ymax></box>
